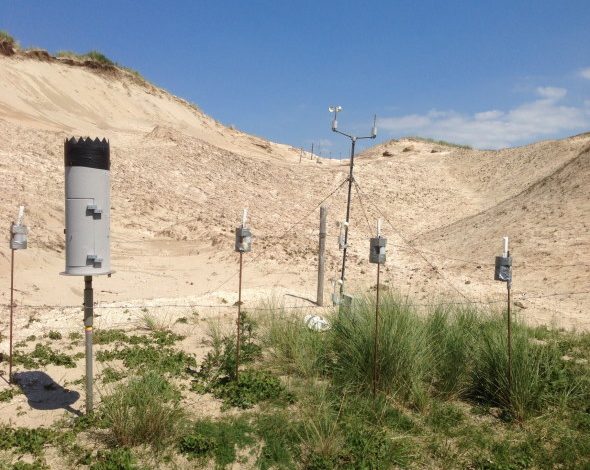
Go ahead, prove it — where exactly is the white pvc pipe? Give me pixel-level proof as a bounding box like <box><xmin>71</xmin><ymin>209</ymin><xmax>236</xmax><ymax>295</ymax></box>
<box><xmin>503</xmin><ymin>236</ymin><xmax>509</xmax><ymax>257</ymax></box>
<box><xmin>242</xmin><ymin>208</ymin><xmax>248</xmax><ymax>228</ymax></box>
<box><xmin>377</xmin><ymin>218</ymin><xmax>382</xmax><ymax>237</ymax></box>
<box><xmin>17</xmin><ymin>206</ymin><xmax>25</xmax><ymax>225</ymax></box>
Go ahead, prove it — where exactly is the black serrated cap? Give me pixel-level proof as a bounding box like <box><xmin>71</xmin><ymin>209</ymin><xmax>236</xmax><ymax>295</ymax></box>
<box><xmin>64</xmin><ymin>137</ymin><xmax>110</xmax><ymax>170</ymax></box>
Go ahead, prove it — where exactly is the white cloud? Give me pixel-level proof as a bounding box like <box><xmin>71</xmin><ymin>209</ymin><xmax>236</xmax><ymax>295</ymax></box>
<box><xmin>580</xmin><ymin>67</ymin><xmax>590</xmax><ymax>80</ymax></box>
<box><xmin>475</xmin><ymin>110</ymin><xmax>504</xmax><ymax>121</ymax></box>
<box><xmin>379</xmin><ymin>87</ymin><xmax>589</xmax><ymax>149</ymax></box>
<box><xmin>536</xmin><ymin>86</ymin><xmax>567</xmax><ymax>100</ymax></box>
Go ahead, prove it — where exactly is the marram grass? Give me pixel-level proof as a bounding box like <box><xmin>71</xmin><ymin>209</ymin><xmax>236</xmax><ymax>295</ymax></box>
<box><xmin>258</xmin><ymin>292</ymin><xmax>588</xmax><ymax>421</ymax></box>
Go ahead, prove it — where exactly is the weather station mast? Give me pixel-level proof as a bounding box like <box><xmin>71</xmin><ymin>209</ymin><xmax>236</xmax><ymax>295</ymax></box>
<box><xmin>329</xmin><ymin>106</ymin><xmax>377</xmax><ymax>296</ymax></box>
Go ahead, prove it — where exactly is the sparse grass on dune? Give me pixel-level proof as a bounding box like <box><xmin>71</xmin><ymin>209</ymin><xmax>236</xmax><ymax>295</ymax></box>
<box><xmin>56</xmin><ymin>49</ymin><xmax>144</xmax><ymax>79</ymax></box>
<box><xmin>0</xmin><ymin>30</ymin><xmax>16</xmax><ymax>44</ymax></box>
<box><xmin>100</xmin><ymin>371</ymin><xmax>186</xmax><ymax>450</ymax></box>
<box><xmin>405</xmin><ymin>135</ymin><xmax>473</xmax><ymax>149</ymax></box>
<box><xmin>56</xmin><ymin>49</ymin><xmax>114</xmax><ymax>66</ymax></box>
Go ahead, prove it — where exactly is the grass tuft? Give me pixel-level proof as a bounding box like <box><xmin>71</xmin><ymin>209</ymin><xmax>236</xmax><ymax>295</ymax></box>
<box><xmin>100</xmin><ymin>372</ymin><xmax>186</xmax><ymax>450</ymax></box>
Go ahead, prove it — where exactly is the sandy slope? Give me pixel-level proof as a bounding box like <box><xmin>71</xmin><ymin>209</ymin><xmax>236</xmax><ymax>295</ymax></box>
<box><xmin>0</xmin><ymin>52</ymin><xmax>588</xmax><ymax>347</ymax></box>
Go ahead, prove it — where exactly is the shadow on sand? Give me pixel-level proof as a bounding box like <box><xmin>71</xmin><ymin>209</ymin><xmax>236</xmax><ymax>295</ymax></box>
<box><xmin>284</xmin><ymin>293</ymin><xmax>318</xmax><ymax>305</ymax></box>
<box><xmin>12</xmin><ymin>371</ymin><xmax>82</xmax><ymax>416</ymax></box>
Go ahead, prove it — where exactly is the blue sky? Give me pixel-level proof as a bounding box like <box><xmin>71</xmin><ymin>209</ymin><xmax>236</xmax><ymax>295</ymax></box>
<box><xmin>2</xmin><ymin>0</ymin><xmax>590</xmax><ymax>155</ymax></box>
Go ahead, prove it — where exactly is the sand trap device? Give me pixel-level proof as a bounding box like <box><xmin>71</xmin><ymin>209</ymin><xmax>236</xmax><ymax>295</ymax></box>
<box><xmin>62</xmin><ymin>137</ymin><xmax>111</xmax><ymax>413</ymax></box>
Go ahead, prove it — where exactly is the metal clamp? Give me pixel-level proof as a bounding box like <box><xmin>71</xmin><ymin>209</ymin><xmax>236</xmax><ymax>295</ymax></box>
<box><xmin>86</xmin><ymin>254</ymin><xmax>103</xmax><ymax>267</ymax></box>
<box><xmin>86</xmin><ymin>205</ymin><xmax>103</xmax><ymax>218</ymax></box>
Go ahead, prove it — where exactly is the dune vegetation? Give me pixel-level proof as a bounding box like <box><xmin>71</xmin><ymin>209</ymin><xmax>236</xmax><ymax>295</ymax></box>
<box><xmin>1</xmin><ymin>294</ymin><xmax>589</xmax><ymax>469</ymax></box>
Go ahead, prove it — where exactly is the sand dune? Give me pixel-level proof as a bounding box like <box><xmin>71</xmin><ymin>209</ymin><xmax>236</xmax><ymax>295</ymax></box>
<box><xmin>0</xmin><ymin>52</ymin><xmax>588</xmax><ymax>334</ymax></box>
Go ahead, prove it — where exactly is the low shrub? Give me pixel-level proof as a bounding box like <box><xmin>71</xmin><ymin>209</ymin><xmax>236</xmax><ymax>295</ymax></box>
<box><xmin>47</xmin><ymin>331</ymin><xmax>62</xmax><ymax>340</ymax></box>
<box><xmin>90</xmin><ymin>448</ymin><xmax>137</xmax><ymax>470</ymax></box>
<box><xmin>179</xmin><ymin>417</ymin><xmax>254</xmax><ymax>467</ymax></box>
<box><xmin>13</xmin><ymin>343</ymin><xmax>77</xmax><ymax>368</ymax></box>
<box><xmin>0</xmin><ymin>387</ymin><xmax>22</xmax><ymax>403</ymax></box>
<box><xmin>207</xmin><ymin>370</ymin><xmax>294</xmax><ymax>409</ymax></box>
<box><xmin>96</xmin><ymin>343</ymin><xmax>195</xmax><ymax>376</ymax></box>
<box><xmin>0</xmin><ymin>426</ymin><xmax>57</xmax><ymax>455</ymax></box>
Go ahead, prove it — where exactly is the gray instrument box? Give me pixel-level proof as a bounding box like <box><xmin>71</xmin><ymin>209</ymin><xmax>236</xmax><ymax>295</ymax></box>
<box><xmin>235</xmin><ymin>227</ymin><xmax>252</xmax><ymax>253</ymax></box>
<box><xmin>369</xmin><ymin>237</ymin><xmax>387</xmax><ymax>264</ymax></box>
<box><xmin>10</xmin><ymin>223</ymin><xmax>28</xmax><ymax>250</ymax></box>
<box><xmin>62</xmin><ymin>138</ymin><xmax>111</xmax><ymax>276</ymax></box>
<box><xmin>494</xmin><ymin>256</ymin><xmax>512</xmax><ymax>282</ymax></box>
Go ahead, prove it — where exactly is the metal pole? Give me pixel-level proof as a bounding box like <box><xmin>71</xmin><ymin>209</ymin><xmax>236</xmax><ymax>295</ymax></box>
<box><xmin>236</xmin><ymin>252</ymin><xmax>243</xmax><ymax>381</ymax></box>
<box><xmin>9</xmin><ymin>248</ymin><xmax>14</xmax><ymax>384</ymax></box>
<box><xmin>507</xmin><ymin>266</ymin><xmax>512</xmax><ymax>403</ymax></box>
<box><xmin>311</xmin><ymin>143</ymin><xmax>314</xmax><ymax>160</ymax></box>
<box><xmin>340</xmin><ymin>137</ymin><xmax>356</xmax><ymax>294</ymax></box>
<box><xmin>373</xmin><ymin>260</ymin><xmax>380</xmax><ymax>397</ymax></box>
<box><xmin>84</xmin><ymin>276</ymin><xmax>93</xmax><ymax>413</ymax></box>
<box><xmin>317</xmin><ymin>206</ymin><xmax>327</xmax><ymax>306</ymax></box>
<box><xmin>299</xmin><ymin>147</ymin><xmax>302</xmax><ymax>163</ymax></box>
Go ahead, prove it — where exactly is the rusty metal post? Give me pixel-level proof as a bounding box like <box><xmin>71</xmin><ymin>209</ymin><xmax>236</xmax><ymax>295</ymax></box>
<box><xmin>373</xmin><ymin>260</ymin><xmax>380</xmax><ymax>397</ymax></box>
<box><xmin>84</xmin><ymin>276</ymin><xmax>94</xmax><ymax>413</ymax></box>
<box><xmin>317</xmin><ymin>206</ymin><xmax>327</xmax><ymax>306</ymax></box>
<box><xmin>235</xmin><ymin>252</ymin><xmax>243</xmax><ymax>381</ymax></box>
<box><xmin>507</xmin><ymin>258</ymin><xmax>512</xmax><ymax>401</ymax></box>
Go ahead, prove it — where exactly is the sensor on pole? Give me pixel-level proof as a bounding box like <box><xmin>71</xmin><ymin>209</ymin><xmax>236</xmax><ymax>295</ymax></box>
<box><xmin>234</xmin><ymin>208</ymin><xmax>252</xmax><ymax>380</ymax></box>
<box><xmin>494</xmin><ymin>236</ymin><xmax>513</xmax><ymax>401</ymax></box>
<box><xmin>8</xmin><ymin>206</ymin><xmax>28</xmax><ymax>384</ymax></box>
<box><xmin>369</xmin><ymin>218</ymin><xmax>386</xmax><ymax>397</ymax></box>
<box><xmin>61</xmin><ymin>137</ymin><xmax>112</xmax><ymax>414</ymax></box>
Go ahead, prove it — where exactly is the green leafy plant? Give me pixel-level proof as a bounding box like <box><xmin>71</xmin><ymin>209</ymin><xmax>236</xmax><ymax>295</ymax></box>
<box><xmin>89</xmin><ymin>448</ymin><xmax>137</xmax><ymax>470</ymax></box>
<box><xmin>0</xmin><ymin>426</ymin><xmax>57</xmax><ymax>455</ymax></box>
<box><xmin>100</xmin><ymin>367</ymin><xmax>126</xmax><ymax>384</ymax></box>
<box><xmin>0</xmin><ymin>387</ymin><xmax>22</xmax><ymax>403</ymax></box>
<box><xmin>68</xmin><ymin>332</ymin><xmax>83</xmax><ymax>341</ymax></box>
<box><xmin>179</xmin><ymin>417</ymin><xmax>254</xmax><ymax>467</ymax></box>
<box><xmin>13</xmin><ymin>343</ymin><xmax>77</xmax><ymax>368</ymax></box>
<box><xmin>207</xmin><ymin>370</ymin><xmax>294</xmax><ymax>409</ymax></box>
<box><xmin>97</xmin><ymin>343</ymin><xmax>195</xmax><ymax>376</ymax></box>
<box><xmin>47</xmin><ymin>331</ymin><xmax>62</xmax><ymax>340</ymax></box>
